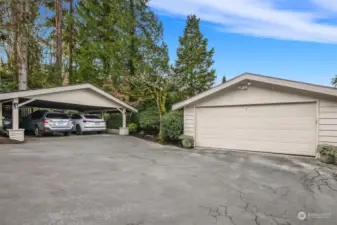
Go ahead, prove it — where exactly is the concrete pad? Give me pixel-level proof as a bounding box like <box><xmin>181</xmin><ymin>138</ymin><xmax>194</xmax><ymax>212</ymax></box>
<box><xmin>0</xmin><ymin>135</ymin><xmax>336</xmax><ymax>225</ymax></box>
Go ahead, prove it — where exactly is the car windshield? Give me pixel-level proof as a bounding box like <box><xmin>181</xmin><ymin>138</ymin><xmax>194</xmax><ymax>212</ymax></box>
<box><xmin>84</xmin><ymin>115</ymin><xmax>100</xmax><ymax>119</ymax></box>
<box><xmin>46</xmin><ymin>113</ymin><xmax>69</xmax><ymax>119</ymax></box>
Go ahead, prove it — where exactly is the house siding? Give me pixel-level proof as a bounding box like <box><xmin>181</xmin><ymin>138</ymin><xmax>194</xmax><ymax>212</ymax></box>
<box><xmin>183</xmin><ymin>106</ymin><xmax>195</xmax><ymax>137</ymax></box>
<box><xmin>197</xmin><ymin>86</ymin><xmax>315</xmax><ymax>107</ymax></box>
<box><xmin>318</xmin><ymin>100</ymin><xmax>337</xmax><ymax>145</ymax></box>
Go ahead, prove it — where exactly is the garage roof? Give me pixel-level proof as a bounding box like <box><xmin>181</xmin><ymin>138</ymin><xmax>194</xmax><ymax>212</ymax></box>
<box><xmin>0</xmin><ymin>83</ymin><xmax>137</xmax><ymax>112</ymax></box>
<box><xmin>172</xmin><ymin>73</ymin><xmax>337</xmax><ymax>110</ymax></box>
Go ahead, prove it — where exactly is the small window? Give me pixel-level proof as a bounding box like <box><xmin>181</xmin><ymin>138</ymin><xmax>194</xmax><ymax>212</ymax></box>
<box><xmin>46</xmin><ymin>113</ymin><xmax>69</xmax><ymax>119</ymax></box>
<box><xmin>84</xmin><ymin>115</ymin><xmax>100</xmax><ymax>119</ymax></box>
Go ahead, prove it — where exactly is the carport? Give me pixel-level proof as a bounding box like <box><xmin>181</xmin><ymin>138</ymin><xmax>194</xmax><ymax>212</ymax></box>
<box><xmin>0</xmin><ymin>84</ymin><xmax>137</xmax><ymax>141</ymax></box>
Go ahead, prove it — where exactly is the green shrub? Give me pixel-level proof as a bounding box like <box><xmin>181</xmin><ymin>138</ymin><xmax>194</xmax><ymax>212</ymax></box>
<box><xmin>317</xmin><ymin>144</ymin><xmax>336</xmax><ymax>164</ymax></box>
<box><xmin>106</xmin><ymin>113</ymin><xmax>122</xmax><ymax>129</ymax></box>
<box><xmin>179</xmin><ymin>135</ymin><xmax>194</xmax><ymax>148</ymax></box>
<box><xmin>162</xmin><ymin>111</ymin><xmax>183</xmax><ymax>141</ymax></box>
<box><xmin>139</xmin><ymin>107</ymin><xmax>159</xmax><ymax>134</ymax></box>
<box><xmin>317</xmin><ymin>144</ymin><xmax>336</xmax><ymax>156</ymax></box>
<box><xmin>128</xmin><ymin>123</ymin><xmax>138</xmax><ymax>133</ymax></box>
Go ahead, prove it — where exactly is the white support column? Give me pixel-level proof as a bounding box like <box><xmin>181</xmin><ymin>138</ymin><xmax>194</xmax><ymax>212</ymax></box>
<box><xmin>12</xmin><ymin>98</ymin><xmax>19</xmax><ymax>130</ymax></box>
<box><xmin>8</xmin><ymin>98</ymin><xmax>24</xmax><ymax>142</ymax></box>
<box><xmin>119</xmin><ymin>108</ymin><xmax>129</xmax><ymax>135</ymax></box>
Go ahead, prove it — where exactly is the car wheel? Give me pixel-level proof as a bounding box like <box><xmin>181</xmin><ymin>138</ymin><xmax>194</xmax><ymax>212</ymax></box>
<box><xmin>76</xmin><ymin>125</ymin><xmax>83</xmax><ymax>135</ymax></box>
<box><xmin>34</xmin><ymin>126</ymin><xmax>41</xmax><ymax>137</ymax></box>
<box><xmin>97</xmin><ymin>131</ymin><xmax>103</xmax><ymax>134</ymax></box>
<box><xmin>64</xmin><ymin>132</ymin><xmax>70</xmax><ymax>136</ymax></box>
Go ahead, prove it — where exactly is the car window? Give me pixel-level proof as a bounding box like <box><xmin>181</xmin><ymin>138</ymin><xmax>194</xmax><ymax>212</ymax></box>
<box><xmin>46</xmin><ymin>113</ymin><xmax>69</xmax><ymax>119</ymax></box>
<box><xmin>84</xmin><ymin>115</ymin><xmax>100</xmax><ymax>119</ymax></box>
<box><xmin>31</xmin><ymin>111</ymin><xmax>41</xmax><ymax>119</ymax></box>
<box><xmin>71</xmin><ymin>114</ymin><xmax>82</xmax><ymax>119</ymax></box>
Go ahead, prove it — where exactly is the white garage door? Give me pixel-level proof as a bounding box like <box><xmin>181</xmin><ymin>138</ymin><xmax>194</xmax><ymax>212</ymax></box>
<box><xmin>195</xmin><ymin>103</ymin><xmax>317</xmax><ymax>156</ymax></box>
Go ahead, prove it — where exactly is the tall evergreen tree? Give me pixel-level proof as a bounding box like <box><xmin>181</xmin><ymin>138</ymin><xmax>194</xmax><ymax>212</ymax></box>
<box><xmin>173</xmin><ymin>14</ymin><xmax>216</xmax><ymax>98</ymax></box>
<box><xmin>222</xmin><ymin>75</ymin><xmax>227</xmax><ymax>83</ymax></box>
<box><xmin>75</xmin><ymin>0</ymin><xmax>168</xmax><ymax>95</ymax></box>
<box><xmin>75</xmin><ymin>0</ymin><xmax>130</xmax><ymax>88</ymax></box>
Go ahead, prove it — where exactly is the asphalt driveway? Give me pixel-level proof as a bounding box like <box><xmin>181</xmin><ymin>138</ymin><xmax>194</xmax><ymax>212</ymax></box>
<box><xmin>0</xmin><ymin>135</ymin><xmax>336</xmax><ymax>225</ymax></box>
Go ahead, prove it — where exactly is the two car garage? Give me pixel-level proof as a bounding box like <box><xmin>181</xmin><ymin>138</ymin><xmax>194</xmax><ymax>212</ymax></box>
<box><xmin>195</xmin><ymin>103</ymin><xmax>316</xmax><ymax>156</ymax></box>
<box><xmin>174</xmin><ymin>73</ymin><xmax>337</xmax><ymax>156</ymax></box>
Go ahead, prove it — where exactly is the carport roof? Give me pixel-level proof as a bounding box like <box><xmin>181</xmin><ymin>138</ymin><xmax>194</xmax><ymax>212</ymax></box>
<box><xmin>0</xmin><ymin>83</ymin><xmax>137</xmax><ymax>112</ymax></box>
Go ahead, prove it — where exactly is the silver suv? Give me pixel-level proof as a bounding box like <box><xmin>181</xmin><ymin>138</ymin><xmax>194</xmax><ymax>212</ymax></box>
<box><xmin>21</xmin><ymin>110</ymin><xmax>74</xmax><ymax>136</ymax></box>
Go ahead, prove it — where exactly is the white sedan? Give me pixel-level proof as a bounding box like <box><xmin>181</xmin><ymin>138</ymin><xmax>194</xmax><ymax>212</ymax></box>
<box><xmin>71</xmin><ymin>114</ymin><xmax>106</xmax><ymax>135</ymax></box>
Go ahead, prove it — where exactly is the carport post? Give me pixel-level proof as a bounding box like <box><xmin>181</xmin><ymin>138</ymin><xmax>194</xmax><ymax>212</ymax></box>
<box><xmin>12</xmin><ymin>98</ymin><xmax>19</xmax><ymax>130</ymax></box>
<box><xmin>118</xmin><ymin>108</ymin><xmax>129</xmax><ymax>135</ymax></box>
<box><xmin>8</xmin><ymin>98</ymin><xmax>24</xmax><ymax>142</ymax></box>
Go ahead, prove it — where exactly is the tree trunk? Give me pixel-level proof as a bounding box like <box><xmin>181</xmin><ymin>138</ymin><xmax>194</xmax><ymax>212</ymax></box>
<box><xmin>158</xmin><ymin>111</ymin><xmax>164</xmax><ymax>143</ymax></box>
<box><xmin>157</xmin><ymin>90</ymin><xmax>167</xmax><ymax>144</ymax></box>
<box><xmin>128</xmin><ymin>0</ymin><xmax>136</xmax><ymax>76</ymax></box>
<box><xmin>55</xmin><ymin>0</ymin><xmax>63</xmax><ymax>84</ymax></box>
<box><xmin>65</xmin><ymin>0</ymin><xmax>73</xmax><ymax>85</ymax></box>
<box><xmin>17</xmin><ymin>0</ymin><xmax>28</xmax><ymax>91</ymax></box>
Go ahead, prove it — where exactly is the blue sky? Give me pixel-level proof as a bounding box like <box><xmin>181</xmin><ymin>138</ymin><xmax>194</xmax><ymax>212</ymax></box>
<box><xmin>150</xmin><ymin>0</ymin><xmax>337</xmax><ymax>86</ymax></box>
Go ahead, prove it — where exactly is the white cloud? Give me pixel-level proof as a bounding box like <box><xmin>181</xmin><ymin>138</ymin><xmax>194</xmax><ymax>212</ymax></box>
<box><xmin>150</xmin><ymin>0</ymin><xmax>337</xmax><ymax>44</ymax></box>
<box><xmin>311</xmin><ymin>0</ymin><xmax>337</xmax><ymax>12</ymax></box>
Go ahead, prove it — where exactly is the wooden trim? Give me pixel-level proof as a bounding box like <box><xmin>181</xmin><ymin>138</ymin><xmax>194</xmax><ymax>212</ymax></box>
<box><xmin>193</xmin><ymin>106</ymin><xmax>196</xmax><ymax>147</ymax></box>
<box><xmin>315</xmin><ymin>100</ymin><xmax>319</xmax><ymax>154</ymax></box>
<box><xmin>18</xmin><ymin>99</ymin><xmax>36</xmax><ymax>107</ymax></box>
<box><xmin>195</xmin><ymin>101</ymin><xmax>317</xmax><ymax>109</ymax></box>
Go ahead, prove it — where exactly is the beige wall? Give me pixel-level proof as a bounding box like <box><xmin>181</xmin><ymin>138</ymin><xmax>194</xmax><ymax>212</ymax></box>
<box><xmin>183</xmin><ymin>85</ymin><xmax>337</xmax><ymax>146</ymax></box>
<box><xmin>184</xmin><ymin>106</ymin><xmax>195</xmax><ymax>136</ymax></box>
<box><xmin>197</xmin><ymin>86</ymin><xmax>314</xmax><ymax>107</ymax></box>
<box><xmin>30</xmin><ymin>89</ymin><xmax>121</xmax><ymax>108</ymax></box>
<box><xmin>319</xmin><ymin>100</ymin><xmax>337</xmax><ymax>145</ymax></box>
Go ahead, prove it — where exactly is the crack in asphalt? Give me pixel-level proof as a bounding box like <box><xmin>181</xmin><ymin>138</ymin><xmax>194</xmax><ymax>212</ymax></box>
<box><xmin>201</xmin><ymin>190</ymin><xmax>291</xmax><ymax>225</ymax></box>
<box><xmin>301</xmin><ymin>168</ymin><xmax>337</xmax><ymax>193</ymax></box>
<box><xmin>238</xmin><ymin>191</ymin><xmax>290</xmax><ymax>225</ymax></box>
<box><xmin>199</xmin><ymin>205</ymin><xmax>237</xmax><ymax>224</ymax></box>
<box><xmin>222</xmin><ymin>205</ymin><xmax>237</xmax><ymax>225</ymax></box>
<box><xmin>200</xmin><ymin>205</ymin><xmax>224</xmax><ymax>223</ymax></box>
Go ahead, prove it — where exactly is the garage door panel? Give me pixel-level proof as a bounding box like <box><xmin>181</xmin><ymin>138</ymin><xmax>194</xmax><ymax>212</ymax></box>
<box><xmin>197</xmin><ymin>130</ymin><xmax>313</xmax><ymax>141</ymax></box>
<box><xmin>198</xmin><ymin>118</ymin><xmax>314</xmax><ymax>130</ymax></box>
<box><xmin>196</xmin><ymin>103</ymin><xmax>316</xmax><ymax>155</ymax></box>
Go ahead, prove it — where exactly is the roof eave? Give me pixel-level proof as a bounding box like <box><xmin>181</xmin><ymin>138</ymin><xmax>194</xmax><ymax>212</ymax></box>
<box><xmin>172</xmin><ymin>73</ymin><xmax>337</xmax><ymax>110</ymax></box>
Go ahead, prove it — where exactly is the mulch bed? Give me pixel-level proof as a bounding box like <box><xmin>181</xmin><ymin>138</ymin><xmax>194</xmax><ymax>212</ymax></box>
<box><xmin>131</xmin><ymin>133</ymin><xmax>181</xmax><ymax>147</ymax></box>
<box><xmin>131</xmin><ymin>133</ymin><xmax>157</xmax><ymax>142</ymax></box>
